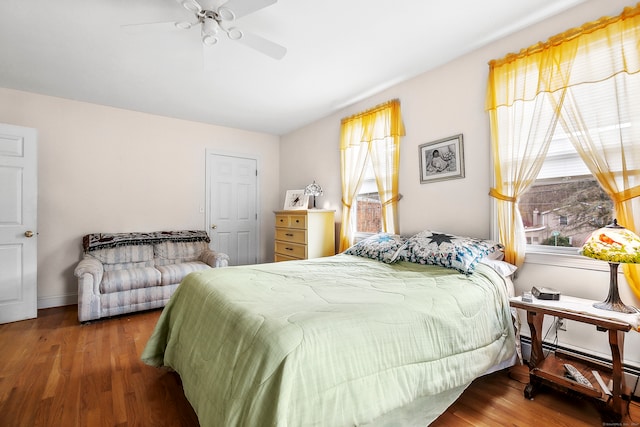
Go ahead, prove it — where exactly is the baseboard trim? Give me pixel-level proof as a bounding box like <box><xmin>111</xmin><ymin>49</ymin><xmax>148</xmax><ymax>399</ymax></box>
<box><xmin>38</xmin><ymin>294</ymin><xmax>77</xmax><ymax>309</ymax></box>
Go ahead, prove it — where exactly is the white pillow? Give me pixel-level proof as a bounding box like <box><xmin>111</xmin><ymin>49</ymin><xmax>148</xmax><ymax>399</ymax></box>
<box><xmin>485</xmin><ymin>249</ymin><xmax>505</xmax><ymax>261</ymax></box>
<box><xmin>479</xmin><ymin>258</ymin><xmax>517</xmax><ymax>277</ymax></box>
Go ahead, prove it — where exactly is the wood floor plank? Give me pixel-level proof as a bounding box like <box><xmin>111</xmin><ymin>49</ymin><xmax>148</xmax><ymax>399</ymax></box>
<box><xmin>1</xmin><ymin>305</ymin><xmax>638</xmax><ymax>426</ymax></box>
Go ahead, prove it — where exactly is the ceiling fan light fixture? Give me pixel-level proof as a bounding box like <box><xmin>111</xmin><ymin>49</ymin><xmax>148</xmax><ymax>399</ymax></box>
<box><xmin>227</xmin><ymin>27</ymin><xmax>243</xmax><ymax>40</ymax></box>
<box><xmin>202</xmin><ymin>34</ymin><xmax>218</xmax><ymax>45</ymax></box>
<box><xmin>202</xmin><ymin>17</ymin><xmax>219</xmax><ymax>36</ymax></box>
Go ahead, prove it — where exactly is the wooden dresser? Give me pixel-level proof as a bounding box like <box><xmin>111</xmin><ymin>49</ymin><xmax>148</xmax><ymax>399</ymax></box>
<box><xmin>274</xmin><ymin>210</ymin><xmax>335</xmax><ymax>262</ymax></box>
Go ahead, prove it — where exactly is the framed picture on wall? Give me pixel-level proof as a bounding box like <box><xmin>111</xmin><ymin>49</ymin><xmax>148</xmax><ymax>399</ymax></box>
<box><xmin>418</xmin><ymin>134</ymin><xmax>465</xmax><ymax>183</ymax></box>
<box><xmin>283</xmin><ymin>189</ymin><xmax>309</xmax><ymax>210</ymax></box>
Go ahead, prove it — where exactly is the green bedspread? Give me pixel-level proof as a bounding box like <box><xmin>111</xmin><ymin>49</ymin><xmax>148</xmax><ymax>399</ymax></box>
<box><xmin>142</xmin><ymin>254</ymin><xmax>516</xmax><ymax>426</ymax></box>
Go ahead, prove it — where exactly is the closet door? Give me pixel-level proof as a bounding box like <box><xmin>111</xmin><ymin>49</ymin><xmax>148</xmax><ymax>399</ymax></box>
<box><xmin>206</xmin><ymin>151</ymin><xmax>258</xmax><ymax>265</ymax></box>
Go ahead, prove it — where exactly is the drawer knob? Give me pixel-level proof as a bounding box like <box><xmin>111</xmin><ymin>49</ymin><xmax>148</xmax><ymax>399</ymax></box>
<box><xmin>285</xmin><ymin>247</ymin><xmax>293</xmax><ymax>251</ymax></box>
<box><xmin>285</xmin><ymin>233</ymin><xmax>293</xmax><ymax>237</ymax></box>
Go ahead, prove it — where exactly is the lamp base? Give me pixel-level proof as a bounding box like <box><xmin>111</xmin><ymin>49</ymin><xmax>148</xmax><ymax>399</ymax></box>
<box><xmin>592</xmin><ymin>300</ymin><xmax>637</xmax><ymax>314</ymax></box>
<box><xmin>592</xmin><ymin>262</ymin><xmax>638</xmax><ymax>314</ymax></box>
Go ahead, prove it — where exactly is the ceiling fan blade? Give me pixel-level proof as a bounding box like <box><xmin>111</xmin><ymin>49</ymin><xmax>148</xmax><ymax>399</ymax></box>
<box><xmin>234</xmin><ymin>29</ymin><xmax>286</xmax><ymax>60</ymax></box>
<box><xmin>219</xmin><ymin>0</ymin><xmax>277</xmax><ymax>20</ymax></box>
<box><xmin>121</xmin><ymin>21</ymin><xmax>187</xmax><ymax>35</ymax></box>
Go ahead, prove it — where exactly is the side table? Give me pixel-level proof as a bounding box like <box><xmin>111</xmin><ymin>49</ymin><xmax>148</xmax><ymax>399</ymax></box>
<box><xmin>510</xmin><ymin>295</ymin><xmax>636</xmax><ymax>422</ymax></box>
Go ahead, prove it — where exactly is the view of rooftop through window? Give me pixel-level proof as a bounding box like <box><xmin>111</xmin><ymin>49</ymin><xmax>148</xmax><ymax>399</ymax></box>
<box><xmin>354</xmin><ymin>161</ymin><xmax>383</xmax><ymax>235</ymax></box>
<box><xmin>514</xmin><ymin>115</ymin><xmax>622</xmax><ymax>249</ymax></box>
<box><xmin>519</xmin><ymin>177</ymin><xmax>614</xmax><ymax>248</ymax></box>
<box><xmin>356</xmin><ymin>192</ymin><xmax>382</xmax><ymax>234</ymax></box>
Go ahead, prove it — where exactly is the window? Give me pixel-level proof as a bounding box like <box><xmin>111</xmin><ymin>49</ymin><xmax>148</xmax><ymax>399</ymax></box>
<box><xmin>354</xmin><ymin>162</ymin><xmax>382</xmax><ymax>235</ymax></box>
<box><xmin>518</xmin><ymin>133</ymin><xmax>614</xmax><ymax>251</ymax></box>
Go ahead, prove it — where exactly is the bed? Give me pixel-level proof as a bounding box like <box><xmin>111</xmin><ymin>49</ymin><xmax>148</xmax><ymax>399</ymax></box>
<box><xmin>142</xmin><ymin>231</ymin><xmax>517</xmax><ymax>426</ymax></box>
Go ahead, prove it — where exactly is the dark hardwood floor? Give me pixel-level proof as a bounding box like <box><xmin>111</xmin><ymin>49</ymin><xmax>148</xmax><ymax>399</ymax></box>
<box><xmin>1</xmin><ymin>306</ymin><xmax>638</xmax><ymax>426</ymax></box>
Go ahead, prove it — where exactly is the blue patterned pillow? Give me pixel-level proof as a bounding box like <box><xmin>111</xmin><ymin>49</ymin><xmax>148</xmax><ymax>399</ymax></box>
<box><xmin>403</xmin><ymin>230</ymin><xmax>503</xmax><ymax>274</ymax></box>
<box><xmin>344</xmin><ymin>233</ymin><xmax>407</xmax><ymax>264</ymax></box>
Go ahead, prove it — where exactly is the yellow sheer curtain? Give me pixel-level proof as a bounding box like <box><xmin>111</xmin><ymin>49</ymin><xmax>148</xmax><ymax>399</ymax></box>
<box><xmin>339</xmin><ymin>99</ymin><xmax>405</xmax><ymax>251</ymax></box>
<box><xmin>339</xmin><ymin>136</ymin><xmax>370</xmax><ymax>252</ymax></box>
<box><xmin>547</xmin><ymin>5</ymin><xmax>640</xmax><ymax>298</ymax></box>
<box><xmin>486</xmin><ymin>49</ymin><xmax>563</xmax><ymax>267</ymax></box>
<box><xmin>369</xmin><ymin>100</ymin><xmax>403</xmax><ymax>237</ymax></box>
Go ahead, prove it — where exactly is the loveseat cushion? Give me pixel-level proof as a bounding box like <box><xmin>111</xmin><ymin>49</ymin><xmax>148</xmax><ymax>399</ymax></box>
<box><xmin>154</xmin><ymin>241</ymin><xmax>208</xmax><ymax>266</ymax></box>
<box><xmin>100</xmin><ymin>267</ymin><xmax>161</xmax><ymax>293</ymax></box>
<box><xmin>90</xmin><ymin>245</ymin><xmax>155</xmax><ymax>272</ymax></box>
<box><xmin>156</xmin><ymin>261</ymin><xmax>211</xmax><ymax>286</ymax></box>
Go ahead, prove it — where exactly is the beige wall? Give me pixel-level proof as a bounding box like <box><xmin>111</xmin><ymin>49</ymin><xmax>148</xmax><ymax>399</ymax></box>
<box><xmin>0</xmin><ymin>87</ymin><xmax>280</xmax><ymax>308</ymax></box>
<box><xmin>280</xmin><ymin>0</ymin><xmax>640</xmax><ymax>366</ymax></box>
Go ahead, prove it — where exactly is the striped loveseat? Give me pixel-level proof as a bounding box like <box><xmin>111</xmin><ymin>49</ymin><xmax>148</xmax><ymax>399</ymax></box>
<box><xmin>74</xmin><ymin>230</ymin><xmax>229</xmax><ymax>322</ymax></box>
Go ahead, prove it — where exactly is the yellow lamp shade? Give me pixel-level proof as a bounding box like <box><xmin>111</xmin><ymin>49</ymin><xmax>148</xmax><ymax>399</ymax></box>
<box><xmin>581</xmin><ymin>225</ymin><xmax>640</xmax><ymax>264</ymax></box>
<box><xmin>580</xmin><ymin>220</ymin><xmax>640</xmax><ymax>313</ymax></box>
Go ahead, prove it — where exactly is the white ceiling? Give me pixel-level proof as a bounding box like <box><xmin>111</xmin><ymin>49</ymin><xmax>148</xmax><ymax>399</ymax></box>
<box><xmin>0</xmin><ymin>0</ymin><xmax>587</xmax><ymax>135</ymax></box>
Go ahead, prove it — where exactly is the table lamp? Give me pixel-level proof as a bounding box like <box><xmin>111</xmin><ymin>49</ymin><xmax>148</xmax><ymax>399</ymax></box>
<box><xmin>580</xmin><ymin>219</ymin><xmax>640</xmax><ymax>314</ymax></box>
<box><xmin>304</xmin><ymin>180</ymin><xmax>323</xmax><ymax>208</ymax></box>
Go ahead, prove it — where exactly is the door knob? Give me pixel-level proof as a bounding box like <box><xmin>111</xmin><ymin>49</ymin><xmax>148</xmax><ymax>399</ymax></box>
<box><xmin>24</xmin><ymin>230</ymin><xmax>34</xmax><ymax>238</ymax></box>
<box><xmin>211</xmin><ymin>225</ymin><xmax>217</xmax><ymax>230</ymax></box>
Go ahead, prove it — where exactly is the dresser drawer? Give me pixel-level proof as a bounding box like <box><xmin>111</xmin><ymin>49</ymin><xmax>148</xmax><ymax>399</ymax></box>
<box><xmin>288</xmin><ymin>214</ymin><xmax>307</xmax><ymax>229</ymax></box>
<box><xmin>275</xmin><ymin>228</ymin><xmax>306</xmax><ymax>244</ymax></box>
<box><xmin>275</xmin><ymin>213</ymin><xmax>307</xmax><ymax>229</ymax></box>
<box><xmin>274</xmin><ymin>241</ymin><xmax>306</xmax><ymax>259</ymax></box>
<box><xmin>275</xmin><ymin>214</ymin><xmax>290</xmax><ymax>228</ymax></box>
<box><xmin>274</xmin><ymin>253</ymin><xmax>299</xmax><ymax>262</ymax></box>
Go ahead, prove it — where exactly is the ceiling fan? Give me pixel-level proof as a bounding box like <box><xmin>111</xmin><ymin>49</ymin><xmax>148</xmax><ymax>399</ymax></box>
<box><xmin>123</xmin><ymin>0</ymin><xmax>286</xmax><ymax>60</ymax></box>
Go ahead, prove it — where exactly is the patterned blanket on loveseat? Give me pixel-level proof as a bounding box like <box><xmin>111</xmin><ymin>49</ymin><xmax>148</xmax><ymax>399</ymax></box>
<box><xmin>83</xmin><ymin>230</ymin><xmax>210</xmax><ymax>252</ymax></box>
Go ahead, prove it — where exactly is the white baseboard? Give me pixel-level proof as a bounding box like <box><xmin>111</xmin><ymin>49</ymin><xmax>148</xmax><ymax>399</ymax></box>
<box><xmin>38</xmin><ymin>293</ymin><xmax>77</xmax><ymax>309</ymax></box>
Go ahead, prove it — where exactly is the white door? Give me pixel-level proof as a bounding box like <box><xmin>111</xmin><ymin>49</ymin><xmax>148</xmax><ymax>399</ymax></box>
<box><xmin>0</xmin><ymin>123</ymin><xmax>37</xmax><ymax>324</ymax></box>
<box><xmin>206</xmin><ymin>151</ymin><xmax>258</xmax><ymax>265</ymax></box>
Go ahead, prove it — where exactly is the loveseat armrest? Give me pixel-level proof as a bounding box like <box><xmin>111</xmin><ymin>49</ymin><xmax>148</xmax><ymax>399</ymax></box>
<box><xmin>74</xmin><ymin>254</ymin><xmax>104</xmax><ymax>290</ymax></box>
<box><xmin>74</xmin><ymin>254</ymin><xmax>104</xmax><ymax>322</ymax></box>
<box><xmin>200</xmin><ymin>249</ymin><xmax>230</xmax><ymax>268</ymax></box>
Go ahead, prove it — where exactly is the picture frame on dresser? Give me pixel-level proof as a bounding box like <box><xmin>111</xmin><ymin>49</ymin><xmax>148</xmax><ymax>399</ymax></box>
<box><xmin>283</xmin><ymin>189</ymin><xmax>309</xmax><ymax>210</ymax></box>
